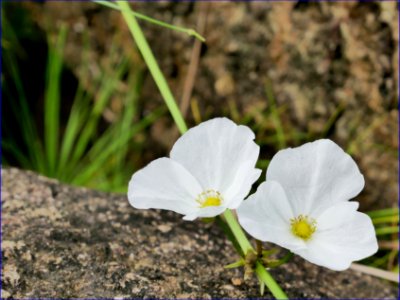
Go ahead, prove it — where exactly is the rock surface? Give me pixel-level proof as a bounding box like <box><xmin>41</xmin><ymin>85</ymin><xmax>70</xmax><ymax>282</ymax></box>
<box><xmin>1</xmin><ymin>168</ymin><xmax>398</xmax><ymax>298</ymax></box>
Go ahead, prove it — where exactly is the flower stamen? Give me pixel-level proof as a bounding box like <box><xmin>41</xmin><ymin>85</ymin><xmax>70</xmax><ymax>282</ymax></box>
<box><xmin>196</xmin><ymin>189</ymin><xmax>223</xmax><ymax>208</ymax></box>
<box><xmin>290</xmin><ymin>215</ymin><xmax>316</xmax><ymax>240</ymax></box>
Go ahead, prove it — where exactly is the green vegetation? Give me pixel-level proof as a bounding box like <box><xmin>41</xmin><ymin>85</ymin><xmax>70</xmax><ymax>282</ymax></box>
<box><xmin>364</xmin><ymin>207</ymin><xmax>399</xmax><ymax>273</ymax></box>
<box><xmin>2</xmin><ymin>12</ymin><xmax>165</xmax><ymax>193</ymax></box>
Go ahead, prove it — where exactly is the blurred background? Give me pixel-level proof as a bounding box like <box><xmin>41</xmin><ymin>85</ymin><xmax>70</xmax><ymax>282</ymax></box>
<box><xmin>2</xmin><ymin>1</ymin><xmax>398</xmax><ymax>272</ymax></box>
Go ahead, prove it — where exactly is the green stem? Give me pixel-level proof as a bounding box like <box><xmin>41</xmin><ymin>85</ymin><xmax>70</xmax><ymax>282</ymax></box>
<box><xmin>94</xmin><ymin>1</ymin><xmax>205</xmax><ymax>42</ymax></box>
<box><xmin>255</xmin><ymin>261</ymin><xmax>288</xmax><ymax>299</ymax></box>
<box><xmin>215</xmin><ymin>216</ymin><xmax>243</xmax><ymax>256</ymax></box>
<box><xmin>117</xmin><ymin>1</ymin><xmax>188</xmax><ymax>135</ymax></box>
<box><xmin>223</xmin><ymin>210</ymin><xmax>288</xmax><ymax>299</ymax></box>
<box><xmin>223</xmin><ymin>210</ymin><xmax>253</xmax><ymax>253</ymax></box>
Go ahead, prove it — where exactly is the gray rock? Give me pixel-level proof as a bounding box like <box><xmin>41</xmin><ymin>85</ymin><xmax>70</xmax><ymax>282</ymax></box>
<box><xmin>1</xmin><ymin>168</ymin><xmax>397</xmax><ymax>298</ymax></box>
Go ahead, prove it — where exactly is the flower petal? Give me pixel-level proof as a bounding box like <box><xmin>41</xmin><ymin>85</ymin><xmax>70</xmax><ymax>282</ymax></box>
<box><xmin>170</xmin><ymin>118</ymin><xmax>260</xmax><ymax>207</ymax></box>
<box><xmin>317</xmin><ymin>201</ymin><xmax>359</xmax><ymax>230</ymax></box>
<box><xmin>237</xmin><ymin>181</ymin><xmax>306</xmax><ymax>251</ymax></box>
<box><xmin>266</xmin><ymin>139</ymin><xmax>365</xmax><ymax>216</ymax></box>
<box><xmin>128</xmin><ymin>158</ymin><xmax>202</xmax><ymax>216</ymax></box>
<box><xmin>295</xmin><ymin>203</ymin><xmax>378</xmax><ymax>271</ymax></box>
<box><xmin>183</xmin><ymin>206</ymin><xmax>226</xmax><ymax>221</ymax></box>
<box><xmin>223</xmin><ymin>161</ymin><xmax>262</xmax><ymax>209</ymax></box>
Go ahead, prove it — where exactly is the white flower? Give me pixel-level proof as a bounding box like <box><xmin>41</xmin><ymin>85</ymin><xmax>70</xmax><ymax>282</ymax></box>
<box><xmin>128</xmin><ymin>118</ymin><xmax>261</xmax><ymax>221</ymax></box>
<box><xmin>237</xmin><ymin>139</ymin><xmax>378</xmax><ymax>271</ymax></box>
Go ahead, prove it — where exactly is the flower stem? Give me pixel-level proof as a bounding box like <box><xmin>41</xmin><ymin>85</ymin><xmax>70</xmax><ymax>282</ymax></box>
<box><xmin>215</xmin><ymin>216</ymin><xmax>243</xmax><ymax>256</ymax></box>
<box><xmin>223</xmin><ymin>210</ymin><xmax>253</xmax><ymax>253</ymax></box>
<box><xmin>116</xmin><ymin>1</ymin><xmax>188</xmax><ymax>135</ymax></box>
<box><xmin>255</xmin><ymin>261</ymin><xmax>288</xmax><ymax>299</ymax></box>
<box><xmin>223</xmin><ymin>210</ymin><xmax>288</xmax><ymax>299</ymax></box>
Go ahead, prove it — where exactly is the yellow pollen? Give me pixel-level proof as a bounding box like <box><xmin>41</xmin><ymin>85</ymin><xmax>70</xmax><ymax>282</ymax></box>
<box><xmin>290</xmin><ymin>215</ymin><xmax>316</xmax><ymax>240</ymax></box>
<box><xmin>201</xmin><ymin>197</ymin><xmax>221</xmax><ymax>207</ymax></box>
<box><xmin>196</xmin><ymin>190</ymin><xmax>223</xmax><ymax>208</ymax></box>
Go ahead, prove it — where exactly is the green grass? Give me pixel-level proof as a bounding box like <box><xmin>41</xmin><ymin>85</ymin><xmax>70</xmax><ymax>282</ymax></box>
<box><xmin>2</xmin><ymin>14</ymin><xmax>164</xmax><ymax>193</ymax></box>
<box><xmin>44</xmin><ymin>23</ymin><xmax>67</xmax><ymax>176</ymax></box>
<box><xmin>117</xmin><ymin>1</ymin><xmax>188</xmax><ymax>135</ymax></box>
<box><xmin>265</xmin><ymin>80</ymin><xmax>286</xmax><ymax>149</ymax></box>
<box><xmin>2</xmin><ymin>10</ymin><xmax>46</xmax><ymax>172</ymax></box>
<box><xmin>362</xmin><ymin>207</ymin><xmax>399</xmax><ymax>272</ymax></box>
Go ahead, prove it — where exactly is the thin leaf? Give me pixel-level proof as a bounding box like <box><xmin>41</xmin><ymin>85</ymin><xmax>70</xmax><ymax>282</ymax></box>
<box><xmin>71</xmin><ymin>107</ymin><xmax>164</xmax><ymax>186</ymax></box>
<box><xmin>44</xmin><ymin>23</ymin><xmax>68</xmax><ymax>175</ymax></box>
<box><xmin>2</xmin><ymin>17</ymin><xmax>45</xmax><ymax>171</ymax></box>
<box><xmin>375</xmin><ymin>226</ymin><xmax>399</xmax><ymax>236</ymax></box>
<box><xmin>58</xmin><ymin>32</ymin><xmax>92</xmax><ymax>176</ymax></box>
<box><xmin>367</xmin><ymin>208</ymin><xmax>399</xmax><ymax>219</ymax></box>
<box><xmin>70</xmin><ymin>56</ymin><xmax>130</xmax><ymax>165</ymax></box>
<box><xmin>93</xmin><ymin>0</ymin><xmax>206</xmax><ymax>42</ymax></box>
<box><xmin>117</xmin><ymin>1</ymin><xmax>188</xmax><ymax>134</ymax></box>
<box><xmin>224</xmin><ymin>259</ymin><xmax>245</xmax><ymax>269</ymax></box>
<box><xmin>265</xmin><ymin>80</ymin><xmax>286</xmax><ymax>149</ymax></box>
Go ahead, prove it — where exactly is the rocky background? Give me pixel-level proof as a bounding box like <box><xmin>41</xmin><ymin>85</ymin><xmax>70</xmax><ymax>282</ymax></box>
<box><xmin>5</xmin><ymin>1</ymin><xmax>398</xmax><ymax>211</ymax></box>
<box><xmin>1</xmin><ymin>168</ymin><xmax>398</xmax><ymax>298</ymax></box>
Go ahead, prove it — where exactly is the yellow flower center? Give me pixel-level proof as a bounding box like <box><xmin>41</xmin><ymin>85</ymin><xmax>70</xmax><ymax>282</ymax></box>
<box><xmin>196</xmin><ymin>190</ymin><xmax>223</xmax><ymax>208</ymax></box>
<box><xmin>290</xmin><ymin>215</ymin><xmax>316</xmax><ymax>240</ymax></box>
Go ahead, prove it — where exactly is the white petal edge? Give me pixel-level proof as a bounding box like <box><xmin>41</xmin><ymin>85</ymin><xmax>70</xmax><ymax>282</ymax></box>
<box><xmin>237</xmin><ymin>181</ymin><xmax>306</xmax><ymax>251</ymax></box>
<box><xmin>266</xmin><ymin>139</ymin><xmax>365</xmax><ymax>216</ymax></box>
<box><xmin>316</xmin><ymin>201</ymin><xmax>359</xmax><ymax>230</ymax></box>
<box><xmin>183</xmin><ymin>206</ymin><xmax>226</xmax><ymax>221</ymax></box>
<box><xmin>128</xmin><ymin>157</ymin><xmax>202</xmax><ymax>217</ymax></box>
<box><xmin>170</xmin><ymin>117</ymin><xmax>260</xmax><ymax>207</ymax></box>
<box><xmin>223</xmin><ymin>161</ymin><xmax>262</xmax><ymax>209</ymax></box>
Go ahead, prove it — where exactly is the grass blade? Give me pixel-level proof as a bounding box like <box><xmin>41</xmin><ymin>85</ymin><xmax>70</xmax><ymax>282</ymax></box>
<box><xmin>375</xmin><ymin>226</ymin><xmax>399</xmax><ymax>236</ymax></box>
<box><xmin>2</xmin><ymin>139</ymin><xmax>32</xmax><ymax>168</ymax></box>
<box><xmin>71</xmin><ymin>107</ymin><xmax>165</xmax><ymax>187</ymax></box>
<box><xmin>2</xmin><ymin>14</ymin><xmax>46</xmax><ymax>171</ymax></box>
<box><xmin>265</xmin><ymin>80</ymin><xmax>286</xmax><ymax>149</ymax></box>
<box><xmin>70</xmin><ymin>56</ymin><xmax>129</xmax><ymax>165</ymax></box>
<box><xmin>44</xmin><ymin>23</ymin><xmax>68</xmax><ymax>175</ymax></box>
<box><xmin>367</xmin><ymin>208</ymin><xmax>399</xmax><ymax>219</ymax></box>
<box><xmin>58</xmin><ymin>32</ymin><xmax>92</xmax><ymax>176</ymax></box>
<box><xmin>93</xmin><ymin>0</ymin><xmax>205</xmax><ymax>42</ymax></box>
<box><xmin>117</xmin><ymin>1</ymin><xmax>188</xmax><ymax>134</ymax></box>
<box><xmin>372</xmin><ymin>215</ymin><xmax>399</xmax><ymax>225</ymax></box>
<box><xmin>110</xmin><ymin>69</ymin><xmax>143</xmax><ymax>188</ymax></box>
